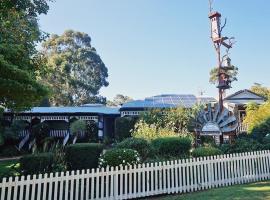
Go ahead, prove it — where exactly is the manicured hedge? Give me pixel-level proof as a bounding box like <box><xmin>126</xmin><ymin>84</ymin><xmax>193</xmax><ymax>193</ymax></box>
<box><xmin>116</xmin><ymin>137</ymin><xmax>153</xmax><ymax>161</ymax></box>
<box><xmin>20</xmin><ymin>153</ymin><xmax>53</xmax><ymax>175</ymax></box>
<box><xmin>65</xmin><ymin>143</ymin><xmax>104</xmax><ymax>170</ymax></box>
<box><xmin>99</xmin><ymin>148</ymin><xmax>140</xmax><ymax>167</ymax></box>
<box><xmin>115</xmin><ymin>117</ymin><xmax>137</xmax><ymax>141</ymax></box>
<box><xmin>151</xmin><ymin>137</ymin><xmax>192</xmax><ymax>157</ymax></box>
<box><xmin>192</xmin><ymin>146</ymin><xmax>222</xmax><ymax>158</ymax></box>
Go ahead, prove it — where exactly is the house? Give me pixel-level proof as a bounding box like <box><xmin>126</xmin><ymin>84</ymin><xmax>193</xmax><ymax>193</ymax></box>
<box><xmin>224</xmin><ymin>89</ymin><xmax>266</xmax><ymax>122</ymax></box>
<box><xmin>3</xmin><ymin>104</ymin><xmax>120</xmax><ymax>149</ymax></box>
<box><xmin>224</xmin><ymin>89</ymin><xmax>266</xmax><ymax>133</ymax></box>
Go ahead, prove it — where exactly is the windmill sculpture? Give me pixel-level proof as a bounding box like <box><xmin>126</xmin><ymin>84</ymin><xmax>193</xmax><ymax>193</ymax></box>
<box><xmin>195</xmin><ymin>3</ymin><xmax>238</xmax><ymax>145</ymax></box>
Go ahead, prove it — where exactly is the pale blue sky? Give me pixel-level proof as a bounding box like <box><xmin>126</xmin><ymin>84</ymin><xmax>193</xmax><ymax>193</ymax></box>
<box><xmin>39</xmin><ymin>0</ymin><xmax>270</xmax><ymax>100</ymax></box>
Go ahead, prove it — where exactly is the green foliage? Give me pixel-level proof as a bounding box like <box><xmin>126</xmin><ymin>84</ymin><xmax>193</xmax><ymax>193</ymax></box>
<box><xmin>115</xmin><ymin>117</ymin><xmax>137</xmax><ymax>141</ymax></box>
<box><xmin>250</xmin><ymin>83</ymin><xmax>270</xmax><ymax>100</ymax></box>
<box><xmin>139</xmin><ymin>109</ymin><xmax>167</xmax><ymax>128</ymax></box>
<box><xmin>0</xmin><ymin>0</ymin><xmax>50</xmax><ymax>110</ymax></box>
<box><xmin>132</xmin><ymin>120</ymin><xmax>177</xmax><ymax>141</ymax></box>
<box><xmin>219</xmin><ymin>138</ymin><xmax>262</xmax><ymax>154</ymax></box>
<box><xmin>41</xmin><ymin>30</ymin><xmax>109</xmax><ymax>106</ymax></box>
<box><xmin>32</xmin><ymin>122</ymin><xmax>50</xmax><ymax>147</ymax></box>
<box><xmin>116</xmin><ymin>138</ymin><xmax>153</xmax><ymax>161</ymax></box>
<box><xmin>0</xmin><ymin>146</ymin><xmax>21</xmax><ymax>157</ymax></box>
<box><xmin>107</xmin><ymin>94</ymin><xmax>133</xmax><ymax>107</ymax></box>
<box><xmin>132</xmin><ymin>107</ymin><xmax>197</xmax><ymax>141</ymax></box>
<box><xmin>99</xmin><ymin>149</ymin><xmax>140</xmax><ymax>167</ymax></box>
<box><xmin>86</xmin><ymin>121</ymin><xmax>98</xmax><ymax>142</ymax></box>
<box><xmin>209</xmin><ymin>65</ymin><xmax>238</xmax><ymax>85</ymax></box>
<box><xmin>20</xmin><ymin>152</ymin><xmax>53</xmax><ymax>175</ymax></box>
<box><xmin>200</xmin><ymin>136</ymin><xmax>217</xmax><ymax>147</ymax></box>
<box><xmin>70</xmin><ymin>120</ymin><xmax>87</xmax><ymax>136</ymax></box>
<box><xmin>250</xmin><ymin>117</ymin><xmax>270</xmax><ymax>142</ymax></box>
<box><xmin>192</xmin><ymin>146</ymin><xmax>222</xmax><ymax>158</ymax></box>
<box><xmin>165</xmin><ymin>107</ymin><xmax>194</xmax><ymax>133</ymax></box>
<box><xmin>244</xmin><ymin>101</ymin><xmax>270</xmax><ymax>133</ymax></box>
<box><xmin>65</xmin><ymin>143</ymin><xmax>104</xmax><ymax>170</ymax></box>
<box><xmin>4</xmin><ymin>120</ymin><xmax>28</xmax><ymax>140</ymax></box>
<box><xmin>0</xmin><ymin>160</ymin><xmax>20</xmax><ymax>178</ymax></box>
<box><xmin>151</xmin><ymin>137</ymin><xmax>192</xmax><ymax>158</ymax></box>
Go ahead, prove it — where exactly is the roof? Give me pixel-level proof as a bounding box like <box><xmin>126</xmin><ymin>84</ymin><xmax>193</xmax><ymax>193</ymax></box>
<box><xmin>224</xmin><ymin>89</ymin><xmax>266</xmax><ymax>105</ymax></box>
<box><xmin>10</xmin><ymin>106</ymin><xmax>120</xmax><ymax>115</ymax></box>
<box><xmin>224</xmin><ymin>89</ymin><xmax>266</xmax><ymax>100</ymax></box>
<box><xmin>121</xmin><ymin>94</ymin><xmax>217</xmax><ymax>110</ymax></box>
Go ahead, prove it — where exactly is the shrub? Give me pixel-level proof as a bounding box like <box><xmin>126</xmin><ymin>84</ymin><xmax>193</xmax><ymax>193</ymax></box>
<box><xmin>115</xmin><ymin>117</ymin><xmax>137</xmax><ymax>141</ymax></box>
<box><xmin>116</xmin><ymin>138</ymin><xmax>153</xmax><ymax>160</ymax></box>
<box><xmin>200</xmin><ymin>136</ymin><xmax>217</xmax><ymax>147</ymax></box>
<box><xmin>220</xmin><ymin>137</ymin><xmax>262</xmax><ymax>154</ymax></box>
<box><xmin>0</xmin><ymin>145</ymin><xmax>21</xmax><ymax>157</ymax></box>
<box><xmin>20</xmin><ymin>152</ymin><xmax>53</xmax><ymax>175</ymax></box>
<box><xmin>151</xmin><ymin>137</ymin><xmax>192</xmax><ymax>158</ymax></box>
<box><xmin>192</xmin><ymin>147</ymin><xmax>222</xmax><ymax>158</ymax></box>
<box><xmin>99</xmin><ymin>148</ymin><xmax>140</xmax><ymax>167</ymax></box>
<box><xmin>70</xmin><ymin>120</ymin><xmax>87</xmax><ymax>136</ymax></box>
<box><xmin>132</xmin><ymin>120</ymin><xmax>177</xmax><ymax>141</ymax></box>
<box><xmin>250</xmin><ymin>117</ymin><xmax>270</xmax><ymax>142</ymax></box>
<box><xmin>65</xmin><ymin>143</ymin><xmax>104</xmax><ymax>170</ymax></box>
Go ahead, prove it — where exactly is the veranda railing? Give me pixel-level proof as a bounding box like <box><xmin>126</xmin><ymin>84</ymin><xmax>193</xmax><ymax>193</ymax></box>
<box><xmin>1</xmin><ymin>150</ymin><xmax>270</xmax><ymax>200</ymax></box>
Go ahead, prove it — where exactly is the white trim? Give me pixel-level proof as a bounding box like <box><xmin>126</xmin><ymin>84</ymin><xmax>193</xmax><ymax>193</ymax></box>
<box><xmin>14</xmin><ymin>116</ymin><xmax>31</xmax><ymax>122</ymax></box>
<box><xmin>41</xmin><ymin>116</ymin><xmax>69</xmax><ymax>122</ymax></box>
<box><xmin>121</xmin><ymin>111</ymin><xmax>143</xmax><ymax>117</ymax></box>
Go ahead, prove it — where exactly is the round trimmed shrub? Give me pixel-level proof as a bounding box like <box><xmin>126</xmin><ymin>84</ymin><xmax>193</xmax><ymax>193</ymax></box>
<box><xmin>65</xmin><ymin>143</ymin><xmax>104</xmax><ymax>170</ymax></box>
<box><xmin>20</xmin><ymin>152</ymin><xmax>53</xmax><ymax>175</ymax></box>
<box><xmin>116</xmin><ymin>138</ymin><xmax>153</xmax><ymax>160</ymax></box>
<box><xmin>192</xmin><ymin>147</ymin><xmax>222</xmax><ymax>158</ymax></box>
<box><xmin>99</xmin><ymin>148</ymin><xmax>140</xmax><ymax>167</ymax></box>
<box><xmin>151</xmin><ymin>137</ymin><xmax>192</xmax><ymax>157</ymax></box>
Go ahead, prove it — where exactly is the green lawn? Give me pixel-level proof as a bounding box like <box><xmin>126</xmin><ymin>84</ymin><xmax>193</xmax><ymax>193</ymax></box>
<box><xmin>0</xmin><ymin>159</ymin><xmax>20</xmax><ymax>178</ymax></box>
<box><xmin>146</xmin><ymin>181</ymin><xmax>270</xmax><ymax>200</ymax></box>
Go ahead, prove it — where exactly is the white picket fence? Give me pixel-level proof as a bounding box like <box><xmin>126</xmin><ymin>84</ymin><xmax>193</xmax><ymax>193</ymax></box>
<box><xmin>1</xmin><ymin>150</ymin><xmax>270</xmax><ymax>200</ymax></box>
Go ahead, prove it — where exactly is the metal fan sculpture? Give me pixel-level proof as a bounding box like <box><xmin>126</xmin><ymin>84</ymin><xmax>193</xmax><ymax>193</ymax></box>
<box><xmin>195</xmin><ymin>103</ymin><xmax>238</xmax><ymax>143</ymax></box>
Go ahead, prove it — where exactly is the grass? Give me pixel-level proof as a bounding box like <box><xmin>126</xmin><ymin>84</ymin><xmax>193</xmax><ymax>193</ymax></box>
<box><xmin>146</xmin><ymin>181</ymin><xmax>270</xmax><ymax>200</ymax></box>
<box><xmin>0</xmin><ymin>159</ymin><xmax>20</xmax><ymax>178</ymax></box>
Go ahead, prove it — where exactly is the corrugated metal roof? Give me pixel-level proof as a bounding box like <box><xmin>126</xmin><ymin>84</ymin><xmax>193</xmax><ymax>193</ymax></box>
<box><xmin>20</xmin><ymin>106</ymin><xmax>120</xmax><ymax>115</ymax></box>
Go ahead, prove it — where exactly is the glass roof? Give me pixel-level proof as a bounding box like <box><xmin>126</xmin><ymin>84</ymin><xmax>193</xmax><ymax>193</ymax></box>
<box><xmin>121</xmin><ymin>94</ymin><xmax>215</xmax><ymax>109</ymax></box>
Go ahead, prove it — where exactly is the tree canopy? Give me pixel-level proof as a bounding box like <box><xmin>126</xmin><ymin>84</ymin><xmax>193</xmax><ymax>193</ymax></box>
<box><xmin>209</xmin><ymin>66</ymin><xmax>238</xmax><ymax>85</ymax></box>
<box><xmin>107</xmin><ymin>94</ymin><xmax>133</xmax><ymax>107</ymax></box>
<box><xmin>0</xmin><ymin>0</ymin><xmax>50</xmax><ymax>110</ymax></box>
<box><xmin>41</xmin><ymin>30</ymin><xmax>109</xmax><ymax>106</ymax></box>
<box><xmin>244</xmin><ymin>101</ymin><xmax>270</xmax><ymax>133</ymax></box>
<box><xmin>250</xmin><ymin>83</ymin><xmax>270</xmax><ymax>100</ymax></box>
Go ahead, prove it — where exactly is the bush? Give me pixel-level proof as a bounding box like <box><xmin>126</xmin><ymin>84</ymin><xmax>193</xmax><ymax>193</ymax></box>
<box><xmin>220</xmin><ymin>137</ymin><xmax>262</xmax><ymax>154</ymax></box>
<box><xmin>192</xmin><ymin>146</ymin><xmax>222</xmax><ymax>158</ymax></box>
<box><xmin>151</xmin><ymin>137</ymin><xmax>192</xmax><ymax>158</ymax></box>
<box><xmin>115</xmin><ymin>117</ymin><xmax>137</xmax><ymax>141</ymax></box>
<box><xmin>116</xmin><ymin>138</ymin><xmax>153</xmax><ymax>161</ymax></box>
<box><xmin>200</xmin><ymin>136</ymin><xmax>217</xmax><ymax>147</ymax></box>
<box><xmin>250</xmin><ymin>117</ymin><xmax>270</xmax><ymax>142</ymax></box>
<box><xmin>65</xmin><ymin>143</ymin><xmax>104</xmax><ymax>170</ymax></box>
<box><xmin>20</xmin><ymin>152</ymin><xmax>53</xmax><ymax>175</ymax></box>
<box><xmin>99</xmin><ymin>148</ymin><xmax>140</xmax><ymax>167</ymax></box>
<box><xmin>0</xmin><ymin>145</ymin><xmax>21</xmax><ymax>157</ymax></box>
<box><xmin>132</xmin><ymin>120</ymin><xmax>177</xmax><ymax>141</ymax></box>
<box><xmin>70</xmin><ymin>120</ymin><xmax>87</xmax><ymax>136</ymax></box>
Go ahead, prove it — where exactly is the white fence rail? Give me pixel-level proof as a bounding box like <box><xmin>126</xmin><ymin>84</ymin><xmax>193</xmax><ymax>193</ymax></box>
<box><xmin>1</xmin><ymin>150</ymin><xmax>270</xmax><ymax>200</ymax></box>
